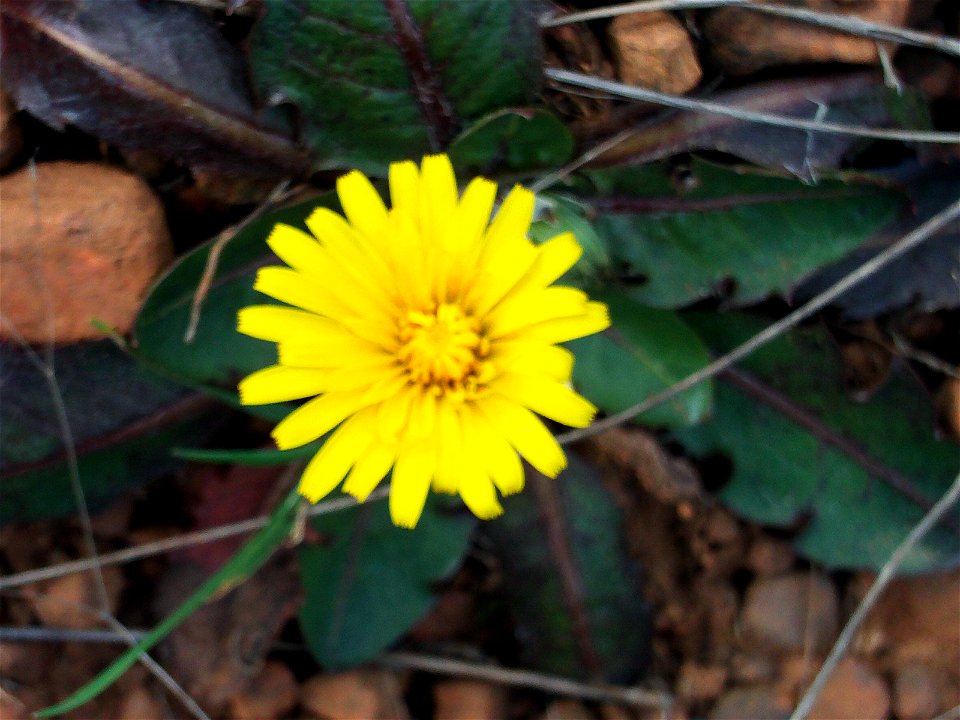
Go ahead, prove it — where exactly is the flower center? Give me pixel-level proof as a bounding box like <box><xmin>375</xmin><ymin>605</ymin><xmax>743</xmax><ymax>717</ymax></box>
<box><xmin>397</xmin><ymin>303</ymin><xmax>492</xmax><ymax>397</ymax></box>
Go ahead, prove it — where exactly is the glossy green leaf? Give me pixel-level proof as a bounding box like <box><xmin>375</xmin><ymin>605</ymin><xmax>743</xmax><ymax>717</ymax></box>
<box><xmin>529</xmin><ymin>195</ymin><xmax>611</xmax><ymax>286</ymax></box>
<box><xmin>38</xmin><ymin>488</ymin><xmax>303</xmax><ymax>717</ymax></box>
<box><xmin>249</xmin><ymin>0</ymin><xmax>542</xmax><ymax>174</ymax></box>
<box><xmin>448</xmin><ymin>108</ymin><xmax>574</xmax><ymax>175</ymax></box>
<box><xmin>483</xmin><ymin>454</ymin><xmax>651</xmax><ymax>682</ymax></box>
<box><xmin>299</xmin><ymin>495</ymin><xmax>475</xmax><ymax>668</ymax></box>
<box><xmin>675</xmin><ymin>312</ymin><xmax>960</xmax><ymax>572</ymax></box>
<box><xmin>582</xmin><ymin>160</ymin><xmax>899</xmax><ymax>308</ymax></box>
<box><xmin>569</xmin><ymin>290</ymin><xmax>712</xmax><ymax>428</ymax></box>
<box><xmin>133</xmin><ymin>194</ymin><xmax>334</xmax><ymax>410</ymax></box>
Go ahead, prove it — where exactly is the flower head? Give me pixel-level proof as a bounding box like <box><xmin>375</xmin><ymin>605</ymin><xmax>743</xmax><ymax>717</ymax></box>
<box><xmin>238</xmin><ymin>154</ymin><xmax>608</xmax><ymax>528</ymax></box>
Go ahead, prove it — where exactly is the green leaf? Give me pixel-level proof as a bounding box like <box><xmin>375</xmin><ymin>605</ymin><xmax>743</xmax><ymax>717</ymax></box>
<box><xmin>529</xmin><ymin>195</ymin><xmax>611</xmax><ymax>286</ymax></box>
<box><xmin>583</xmin><ymin>159</ymin><xmax>900</xmax><ymax>307</ymax></box>
<box><xmin>569</xmin><ymin>290</ymin><xmax>712</xmax><ymax>428</ymax></box>
<box><xmin>133</xmin><ymin>194</ymin><xmax>335</xmax><ymax>406</ymax></box>
<box><xmin>298</xmin><ymin>495</ymin><xmax>475</xmax><ymax>668</ymax></box>
<box><xmin>483</xmin><ymin>454</ymin><xmax>651</xmax><ymax>682</ymax></box>
<box><xmin>447</xmin><ymin>108</ymin><xmax>574</xmax><ymax>175</ymax></box>
<box><xmin>674</xmin><ymin>312</ymin><xmax>960</xmax><ymax>572</ymax></box>
<box><xmin>0</xmin><ymin>341</ymin><xmax>211</xmax><ymax>523</ymax></box>
<box><xmin>249</xmin><ymin>0</ymin><xmax>542</xmax><ymax>174</ymax></box>
<box><xmin>38</xmin><ymin>488</ymin><xmax>303</xmax><ymax>717</ymax></box>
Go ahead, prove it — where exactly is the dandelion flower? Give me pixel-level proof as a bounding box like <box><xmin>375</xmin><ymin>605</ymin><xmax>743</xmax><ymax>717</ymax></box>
<box><xmin>237</xmin><ymin>154</ymin><xmax>609</xmax><ymax>528</ymax></box>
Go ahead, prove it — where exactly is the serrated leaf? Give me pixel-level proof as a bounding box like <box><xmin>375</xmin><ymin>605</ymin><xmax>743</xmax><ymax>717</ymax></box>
<box><xmin>0</xmin><ymin>0</ymin><xmax>305</xmax><ymax>178</ymax></box>
<box><xmin>582</xmin><ymin>159</ymin><xmax>899</xmax><ymax>308</ymax></box>
<box><xmin>569</xmin><ymin>290</ymin><xmax>712</xmax><ymax>428</ymax></box>
<box><xmin>483</xmin><ymin>454</ymin><xmax>651</xmax><ymax>682</ymax></box>
<box><xmin>249</xmin><ymin>0</ymin><xmax>542</xmax><ymax>174</ymax></box>
<box><xmin>674</xmin><ymin>312</ymin><xmax>960</xmax><ymax>572</ymax></box>
<box><xmin>298</xmin><ymin>495</ymin><xmax>475</xmax><ymax>668</ymax></box>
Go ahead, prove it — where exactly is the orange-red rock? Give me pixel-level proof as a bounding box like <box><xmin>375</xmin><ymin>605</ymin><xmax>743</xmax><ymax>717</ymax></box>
<box><xmin>740</xmin><ymin>572</ymin><xmax>838</xmax><ymax>654</ymax></box>
<box><xmin>704</xmin><ymin>0</ymin><xmax>912</xmax><ymax>75</ymax></box>
<box><xmin>229</xmin><ymin>661</ymin><xmax>299</xmax><ymax>720</ymax></box>
<box><xmin>893</xmin><ymin>662</ymin><xmax>941</xmax><ymax>720</ymax></box>
<box><xmin>0</xmin><ymin>162</ymin><xmax>172</xmax><ymax>344</ymax></box>
<box><xmin>806</xmin><ymin>657</ymin><xmax>890</xmax><ymax>720</ymax></box>
<box><xmin>300</xmin><ymin>670</ymin><xmax>403</xmax><ymax>720</ymax></box>
<box><xmin>434</xmin><ymin>680</ymin><xmax>506</xmax><ymax>720</ymax></box>
<box><xmin>30</xmin><ymin>566</ymin><xmax>123</xmax><ymax>630</ymax></box>
<box><xmin>607</xmin><ymin>12</ymin><xmax>702</xmax><ymax>94</ymax></box>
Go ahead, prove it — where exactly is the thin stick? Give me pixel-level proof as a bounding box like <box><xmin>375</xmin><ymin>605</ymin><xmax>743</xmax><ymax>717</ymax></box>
<box><xmin>184</xmin><ymin>179</ymin><xmax>291</xmax><ymax>342</ymax></box>
<box><xmin>557</xmin><ymin>196</ymin><xmax>960</xmax><ymax>444</ymax></box>
<box><xmin>789</xmin><ymin>472</ymin><xmax>960</xmax><ymax>720</ymax></box>
<box><xmin>2</xmin><ymin>589</ymin><xmax>209</xmax><ymax>720</ymax></box>
<box><xmin>0</xmin><ymin>487</ymin><xmax>389</xmax><ymax>591</ymax></box>
<box><xmin>545</xmin><ymin>68</ymin><xmax>960</xmax><ymax>145</ymax></box>
<box><xmin>379</xmin><ymin>651</ymin><xmax>672</xmax><ymax>709</ymax></box>
<box><xmin>540</xmin><ymin>0</ymin><xmax>960</xmax><ymax>58</ymax></box>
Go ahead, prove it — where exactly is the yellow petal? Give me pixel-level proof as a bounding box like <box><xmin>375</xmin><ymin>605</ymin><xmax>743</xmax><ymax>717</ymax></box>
<box><xmin>342</xmin><ymin>441</ymin><xmax>396</xmax><ymax>501</ymax></box>
<box><xmin>457</xmin><ymin>464</ymin><xmax>503</xmax><ymax>520</ymax></box>
<box><xmin>266</xmin><ymin>224</ymin><xmax>325</xmax><ymax>275</ymax></box>
<box><xmin>490</xmin><ymin>373</ymin><xmax>597</xmax><ymax>428</ymax></box>
<box><xmin>492</xmin><ymin>342</ymin><xmax>574</xmax><ymax>382</ymax></box>
<box><xmin>477</xmin><ymin>396</ymin><xmax>567</xmax><ymax>478</ymax></box>
<box><xmin>271</xmin><ymin>389</ymin><xmax>369</xmax><ymax>450</ymax></box>
<box><xmin>487</xmin><ymin>286</ymin><xmax>589</xmax><ymax>338</ymax></box>
<box><xmin>238</xmin><ymin>365</ymin><xmax>328</xmax><ymax>405</ymax></box>
<box><xmin>390</xmin><ymin>442</ymin><xmax>435</xmax><ymax>529</ymax></box>
<box><xmin>523</xmin><ymin>301</ymin><xmax>610</xmax><ymax>344</ymax></box>
<box><xmin>377</xmin><ymin>386</ymin><xmax>416</xmax><ymax>442</ymax></box>
<box><xmin>462</xmin><ymin>406</ymin><xmax>524</xmax><ymax>496</ymax></box>
<box><xmin>420</xmin><ymin>153</ymin><xmax>458</xmax><ymax>240</ymax></box>
<box><xmin>254</xmin><ymin>266</ymin><xmax>346</xmax><ymax>319</ymax></box>
<box><xmin>238</xmin><ymin>305</ymin><xmax>337</xmax><ymax>342</ymax></box>
<box><xmin>337</xmin><ymin>169</ymin><xmax>388</xmax><ymax>239</ymax></box>
<box><xmin>297</xmin><ymin>412</ymin><xmax>373</xmax><ymax>502</ymax></box>
<box><xmin>278</xmin><ymin>335</ymin><xmax>394</xmax><ymax>367</ymax></box>
<box><xmin>389</xmin><ymin>159</ymin><xmax>420</xmax><ymax>215</ymax></box>
<box><xmin>514</xmin><ymin>232</ymin><xmax>582</xmax><ymax>293</ymax></box>
<box><xmin>433</xmin><ymin>400</ymin><xmax>464</xmax><ymax>494</ymax></box>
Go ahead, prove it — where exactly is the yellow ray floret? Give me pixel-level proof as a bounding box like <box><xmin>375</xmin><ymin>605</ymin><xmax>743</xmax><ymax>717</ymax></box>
<box><xmin>236</xmin><ymin>154</ymin><xmax>609</xmax><ymax>528</ymax></box>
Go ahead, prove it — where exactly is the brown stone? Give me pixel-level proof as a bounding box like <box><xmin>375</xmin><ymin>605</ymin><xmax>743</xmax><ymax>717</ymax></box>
<box><xmin>740</xmin><ymin>572</ymin><xmax>838</xmax><ymax>654</ymax></box>
<box><xmin>434</xmin><ymin>680</ymin><xmax>506</xmax><ymax>720</ymax></box>
<box><xmin>937</xmin><ymin>376</ymin><xmax>960</xmax><ymax>441</ymax></box>
<box><xmin>301</xmin><ymin>671</ymin><xmax>381</xmax><ymax>720</ymax></box>
<box><xmin>0</xmin><ymin>689</ymin><xmax>29</xmax><ymax>720</ymax></box>
<box><xmin>730</xmin><ymin>651</ymin><xmax>776</xmax><ymax>684</ymax></box>
<box><xmin>806</xmin><ymin>657</ymin><xmax>890</xmax><ymax>720</ymax></box>
<box><xmin>0</xmin><ymin>161</ymin><xmax>172</xmax><ymax>343</ymax></box>
<box><xmin>607</xmin><ymin>12</ymin><xmax>702</xmax><ymax>94</ymax></box>
<box><xmin>0</xmin><ymin>88</ymin><xmax>23</xmax><ymax>172</ymax></box>
<box><xmin>544</xmin><ymin>699</ymin><xmax>593</xmax><ymax>720</ymax></box>
<box><xmin>893</xmin><ymin>662</ymin><xmax>941</xmax><ymax>720</ymax></box>
<box><xmin>115</xmin><ymin>685</ymin><xmax>166</xmax><ymax>720</ymax></box>
<box><xmin>676</xmin><ymin>661</ymin><xmax>728</xmax><ymax>703</ymax></box>
<box><xmin>709</xmin><ymin>686</ymin><xmax>791</xmax><ymax>720</ymax></box>
<box><xmin>704</xmin><ymin>0</ymin><xmax>912</xmax><ymax>75</ymax></box>
<box><xmin>747</xmin><ymin>536</ymin><xmax>795</xmax><ymax>577</ymax></box>
<box><xmin>30</xmin><ymin>566</ymin><xmax>123</xmax><ymax>630</ymax></box>
<box><xmin>856</xmin><ymin>570</ymin><xmax>960</xmax><ymax>674</ymax></box>
<box><xmin>229</xmin><ymin>661</ymin><xmax>299</xmax><ymax>720</ymax></box>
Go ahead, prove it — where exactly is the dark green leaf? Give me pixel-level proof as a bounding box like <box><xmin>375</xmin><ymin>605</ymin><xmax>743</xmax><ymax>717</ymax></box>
<box><xmin>299</xmin><ymin>495</ymin><xmax>475</xmax><ymax>668</ymax></box>
<box><xmin>675</xmin><ymin>312</ymin><xmax>960</xmax><ymax>572</ymax></box>
<box><xmin>0</xmin><ymin>341</ymin><xmax>210</xmax><ymax>523</ymax></box>
<box><xmin>249</xmin><ymin>0</ymin><xmax>542</xmax><ymax>174</ymax></box>
<box><xmin>172</xmin><ymin>442</ymin><xmax>322</xmax><ymax>467</ymax></box>
<box><xmin>483</xmin><ymin>454</ymin><xmax>651</xmax><ymax>682</ymax></box>
<box><xmin>581</xmin><ymin>159</ymin><xmax>899</xmax><ymax>308</ymax></box>
<box><xmin>529</xmin><ymin>196</ymin><xmax>611</xmax><ymax>286</ymax></box>
<box><xmin>134</xmin><ymin>194</ymin><xmax>335</xmax><ymax>408</ymax></box>
<box><xmin>569</xmin><ymin>290</ymin><xmax>712</xmax><ymax>428</ymax></box>
<box><xmin>448</xmin><ymin>109</ymin><xmax>574</xmax><ymax>176</ymax></box>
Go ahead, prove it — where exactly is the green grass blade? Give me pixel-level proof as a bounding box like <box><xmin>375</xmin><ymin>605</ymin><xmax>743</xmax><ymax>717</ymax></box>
<box><xmin>37</xmin><ymin>488</ymin><xmax>304</xmax><ymax>717</ymax></box>
<box><xmin>172</xmin><ymin>441</ymin><xmax>322</xmax><ymax>466</ymax></box>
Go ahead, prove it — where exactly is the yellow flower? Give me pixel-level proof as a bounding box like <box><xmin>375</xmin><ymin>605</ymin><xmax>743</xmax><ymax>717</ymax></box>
<box><xmin>237</xmin><ymin>154</ymin><xmax>609</xmax><ymax>528</ymax></box>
